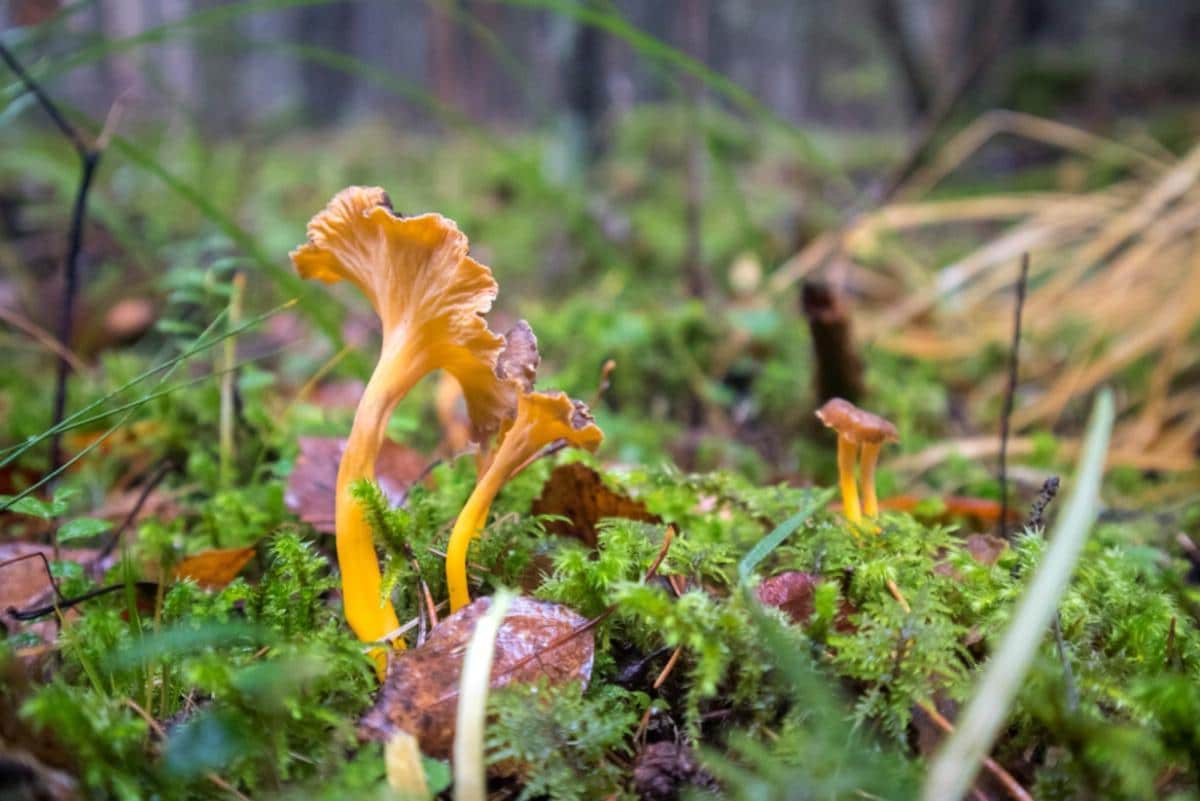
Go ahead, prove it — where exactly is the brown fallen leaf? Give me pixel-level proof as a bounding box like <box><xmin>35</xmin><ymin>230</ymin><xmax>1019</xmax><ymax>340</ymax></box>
<box><xmin>286</xmin><ymin>436</ymin><xmax>429</xmax><ymax>533</ymax></box>
<box><xmin>173</xmin><ymin>546</ymin><xmax>257</xmax><ymax>590</ymax></box>
<box><xmin>358</xmin><ymin>595</ymin><xmax>594</xmax><ymax>758</ymax></box>
<box><xmin>755</xmin><ymin>571</ymin><xmax>857</xmax><ymax>632</ymax></box>
<box><xmin>531</xmin><ymin>462</ymin><xmax>660</xmax><ymax>548</ymax></box>
<box><xmin>0</xmin><ymin>542</ymin><xmax>102</xmax><ymax>647</ymax></box>
<box><xmin>964</xmin><ymin>533</ymin><xmax>1008</xmax><ymax>566</ymax></box>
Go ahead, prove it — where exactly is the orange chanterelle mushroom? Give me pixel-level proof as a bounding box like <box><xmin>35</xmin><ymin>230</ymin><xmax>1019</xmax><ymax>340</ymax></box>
<box><xmin>815</xmin><ymin>398</ymin><xmax>898</xmax><ymax>525</ymax></box>
<box><xmin>446</xmin><ymin>391</ymin><xmax>602</xmax><ymax>611</ymax></box>
<box><xmin>291</xmin><ymin>187</ymin><xmax>528</xmax><ymax>658</ymax></box>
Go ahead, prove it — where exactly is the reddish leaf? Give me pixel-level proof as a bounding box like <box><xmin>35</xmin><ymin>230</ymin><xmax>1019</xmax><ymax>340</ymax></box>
<box><xmin>286</xmin><ymin>436</ymin><xmax>429</xmax><ymax>533</ymax></box>
<box><xmin>530</xmin><ymin>462</ymin><xmax>660</xmax><ymax>548</ymax></box>
<box><xmin>173</xmin><ymin>546</ymin><xmax>257</xmax><ymax>589</ymax></box>
<box><xmin>0</xmin><ymin>542</ymin><xmax>101</xmax><ymax>646</ymax></box>
<box><xmin>964</xmin><ymin>533</ymin><xmax>1008</xmax><ymax>566</ymax></box>
<box><xmin>359</xmin><ymin>595</ymin><xmax>594</xmax><ymax>758</ymax></box>
<box><xmin>756</xmin><ymin>571</ymin><xmax>857</xmax><ymax>632</ymax></box>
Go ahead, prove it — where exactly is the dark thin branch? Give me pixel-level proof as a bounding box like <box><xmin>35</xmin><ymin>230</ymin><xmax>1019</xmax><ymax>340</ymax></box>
<box><xmin>868</xmin><ymin>0</ymin><xmax>932</xmax><ymax>118</ymax></box>
<box><xmin>998</xmin><ymin>253</ymin><xmax>1030</xmax><ymax>540</ymax></box>
<box><xmin>1023</xmin><ymin>478</ymin><xmax>1077</xmax><ymax>712</ymax></box>
<box><xmin>0</xmin><ymin>42</ymin><xmax>104</xmax><ymax>513</ymax></box>
<box><xmin>872</xmin><ymin>0</ymin><xmax>1016</xmax><ymax>204</ymax></box>
<box><xmin>0</xmin><ymin>44</ymin><xmax>91</xmax><ymax>154</ymax></box>
<box><xmin>9</xmin><ymin>581</ymin><xmax>159</xmax><ymax>621</ymax></box>
<box><xmin>94</xmin><ymin>460</ymin><xmax>174</xmax><ymax>569</ymax></box>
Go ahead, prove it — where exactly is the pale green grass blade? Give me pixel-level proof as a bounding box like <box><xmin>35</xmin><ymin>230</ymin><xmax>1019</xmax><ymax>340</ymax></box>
<box><xmin>921</xmin><ymin>389</ymin><xmax>1115</xmax><ymax>801</ymax></box>
<box><xmin>454</xmin><ymin>590</ymin><xmax>515</xmax><ymax>801</ymax></box>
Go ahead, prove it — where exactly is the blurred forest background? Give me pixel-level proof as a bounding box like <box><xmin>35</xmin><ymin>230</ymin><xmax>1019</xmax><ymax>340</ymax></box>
<box><xmin>12</xmin><ymin>1</ymin><xmax>1200</xmax><ymax>133</ymax></box>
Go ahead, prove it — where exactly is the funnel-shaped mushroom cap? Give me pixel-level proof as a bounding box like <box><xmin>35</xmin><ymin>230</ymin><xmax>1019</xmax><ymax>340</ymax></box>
<box><xmin>291</xmin><ymin>186</ymin><xmax>519</xmax><ymax>437</ymax></box>
<box><xmin>498</xmin><ymin>391</ymin><xmax>604</xmax><ymax>457</ymax></box>
<box><xmin>445</xmin><ymin>390</ymin><xmax>603</xmax><ymax>611</ymax></box>
<box><xmin>815</xmin><ymin>398</ymin><xmax>899</xmax><ymax>445</ymax></box>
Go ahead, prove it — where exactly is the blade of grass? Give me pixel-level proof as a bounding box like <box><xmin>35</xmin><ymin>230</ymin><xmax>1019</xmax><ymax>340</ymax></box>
<box><xmin>454</xmin><ymin>590</ymin><xmax>515</xmax><ymax>801</ymax></box>
<box><xmin>738</xmin><ymin>488</ymin><xmax>834</xmax><ymax>582</ymax></box>
<box><xmin>0</xmin><ymin>300</ymin><xmax>295</xmax><ymax>466</ymax></box>
<box><xmin>921</xmin><ymin>388</ymin><xmax>1115</xmax><ymax>801</ymax></box>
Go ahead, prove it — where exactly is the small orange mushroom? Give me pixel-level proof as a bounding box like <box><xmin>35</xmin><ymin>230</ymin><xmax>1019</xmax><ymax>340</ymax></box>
<box><xmin>815</xmin><ymin>398</ymin><xmax>898</xmax><ymax>524</ymax></box>
<box><xmin>446</xmin><ymin>391</ymin><xmax>603</xmax><ymax>611</ymax></box>
<box><xmin>291</xmin><ymin>187</ymin><xmax>525</xmax><ymax>659</ymax></box>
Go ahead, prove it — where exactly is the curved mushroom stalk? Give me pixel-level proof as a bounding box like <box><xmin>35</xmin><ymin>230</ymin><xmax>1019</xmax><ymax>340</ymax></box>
<box><xmin>291</xmin><ymin>187</ymin><xmax>527</xmax><ymax>659</ymax></box>
<box><xmin>446</xmin><ymin>392</ymin><xmax>603</xmax><ymax>611</ymax></box>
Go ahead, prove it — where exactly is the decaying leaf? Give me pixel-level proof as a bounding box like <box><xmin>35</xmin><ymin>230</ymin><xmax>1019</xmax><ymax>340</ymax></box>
<box><xmin>358</xmin><ymin>595</ymin><xmax>594</xmax><ymax>758</ymax></box>
<box><xmin>756</xmin><ymin>571</ymin><xmax>857</xmax><ymax>632</ymax></box>
<box><xmin>964</xmin><ymin>533</ymin><xmax>1008</xmax><ymax>566</ymax></box>
<box><xmin>0</xmin><ymin>542</ymin><xmax>101</xmax><ymax>645</ymax></box>
<box><xmin>285</xmin><ymin>436</ymin><xmax>428</xmax><ymax>532</ymax></box>
<box><xmin>530</xmin><ymin>462</ymin><xmax>660</xmax><ymax>548</ymax></box>
<box><xmin>173</xmin><ymin>546</ymin><xmax>257</xmax><ymax>589</ymax></box>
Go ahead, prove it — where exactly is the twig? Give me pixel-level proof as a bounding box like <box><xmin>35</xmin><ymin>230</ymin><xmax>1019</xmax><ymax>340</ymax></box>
<box><xmin>0</xmin><ymin>306</ymin><xmax>86</xmax><ymax>371</ymax></box>
<box><xmin>652</xmin><ymin>646</ymin><xmax>683</xmax><ymax>689</ymax></box>
<box><xmin>123</xmin><ymin>699</ymin><xmax>251</xmax><ymax>801</ymax></box>
<box><xmin>0</xmin><ymin>42</ymin><xmax>105</xmax><ymax>538</ymax></box>
<box><xmin>95</xmin><ymin>460</ymin><xmax>173</xmax><ymax>567</ymax></box>
<box><xmin>886</xmin><ymin>578</ymin><xmax>911</xmax><ymax>614</ymax></box>
<box><xmin>918</xmin><ymin>701</ymin><xmax>1033</xmax><ymax>801</ymax></box>
<box><xmin>0</xmin><ymin>550</ymin><xmax>67</xmax><ymax>611</ymax></box>
<box><xmin>9</xmin><ymin>581</ymin><xmax>158</xmax><ymax>621</ymax></box>
<box><xmin>998</xmin><ymin>254</ymin><xmax>1030</xmax><ymax>540</ymax></box>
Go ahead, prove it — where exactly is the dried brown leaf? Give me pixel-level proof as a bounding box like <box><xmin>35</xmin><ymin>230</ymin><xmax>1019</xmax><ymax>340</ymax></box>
<box><xmin>173</xmin><ymin>546</ymin><xmax>257</xmax><ymax>589</ymax></box>
<box><xmin>358</xmin><ymin>595</ymin><xmax>594</xmax><ymax>758</ymax></box>
<box><xmin>756</xmin><ymin>571</ymin><xmax>857</xmax><ymax>632</ymax></box>
<box><xmin>530</xmin><ymin>462</ymin><xmax>659</xmax><ymax>549</ymax></box>
<box><xmin>286</xmin><ymin>436</ymin><xmax>428</xmax><ymax>533</ymax></box>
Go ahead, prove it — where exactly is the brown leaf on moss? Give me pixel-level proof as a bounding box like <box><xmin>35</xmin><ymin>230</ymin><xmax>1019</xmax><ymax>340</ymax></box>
<box><xmin>530</xmin><ymin>462</ymin><xmax>659</xmax><ymax>549</ymax></box>
<box><xmin>173</xmin><ymin>546</ymin><xmax>257</xmax><ymax>589</ymax></box>
<box><xmin>358</xmin><ymin>595</ymin><xmax>594</xmax><ymax>758</ymax></box>
<box><xmin>0</xmin><ymin>543</ymin><xmax>101</xmax><ymax>646</ymax></box>
<box><xmin>285</xmin><ymin>436</ymin><xmax>429</xmax><ymax>533</ymax></box>
<box><xmin>756</xmin><ymin>571</ymin><xmax>857</xmax><ymax>632</ymax></box>
<box><xmin>964</xmin><ymin>533</ymin><xmax>1008</xmax><ymax>565</ymax></box>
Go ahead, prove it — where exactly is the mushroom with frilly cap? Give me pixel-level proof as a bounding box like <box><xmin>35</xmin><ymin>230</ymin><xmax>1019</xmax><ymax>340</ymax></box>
<box><xmin>291</xmin><ymin>187</ymin><xmax>533</xmax><ymax>662</ymax></box>
<box><xmin>446</xmin><ymin>391</ymin><xmax>602</xmax><ymax>611</ymax></box>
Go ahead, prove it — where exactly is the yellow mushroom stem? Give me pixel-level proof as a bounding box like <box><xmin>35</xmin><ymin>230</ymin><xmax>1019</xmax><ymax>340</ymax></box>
<box><xmin>337</xmin><ymin>350</ymin><xmax>421</xmax><ymax>668</ymax></box>
<box><xmin>859</xmin><ymin>440</ymin><xmax>883</xmax><ymax>518</ymax></box>
<box><xmin>836</xmin><ymin>435</ymin><xmax>862</xmax><ymax>524</ymax></box>
<box><xmin>445</xmin><ymin>405</ymin><xmax>554</xmax><ymax>611</ymax></box>
<box><xmin>445</xmin><ymin>465</ymin><xmax>509</xmax><ymax>612</ymax></box>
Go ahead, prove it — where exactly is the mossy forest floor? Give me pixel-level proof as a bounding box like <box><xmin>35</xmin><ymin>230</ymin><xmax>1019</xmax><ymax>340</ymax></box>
<box><xmin>2</xmin><ymin>107</ymin><xmax>1200</xmax><ymax>801</ymax></box>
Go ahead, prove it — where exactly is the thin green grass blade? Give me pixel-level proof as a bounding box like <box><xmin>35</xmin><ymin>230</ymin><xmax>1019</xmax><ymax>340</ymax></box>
<box><xmin>0</xmin><ymin>300</ymin><xmax>295</xmax><ymax>467</ymax></box>
<box><xmin>921</xmin><ymin>389</ymin><xmax>1115</xmax><ymax>801</ymax></box>
<box><xmin>738</xmin><ymin>488</ymin><xmax>834</xmax><ymax>583</ymax></box>
<box><xmin>454</xmin><ymin>590</ymin><xmax>515</xmax><ymax>801</ymax></box>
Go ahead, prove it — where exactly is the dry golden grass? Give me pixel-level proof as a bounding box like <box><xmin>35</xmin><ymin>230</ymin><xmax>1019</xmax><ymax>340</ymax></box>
<box><xmin>779</xmin><ymin>111</ymin><xmax>1200</xmax><ymax>476</ymax></box>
